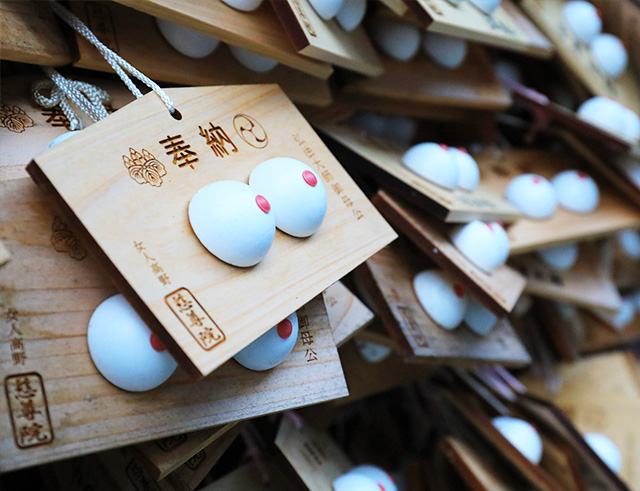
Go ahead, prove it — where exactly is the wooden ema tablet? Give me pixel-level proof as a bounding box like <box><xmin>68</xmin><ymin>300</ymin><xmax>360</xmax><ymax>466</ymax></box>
<box><xmin>539</xmin><ymin>435</ymin><xmax>582</xmax><ymax>491</ymax></box>
<box><xmin>27</xmin><ymin>85</ymin><xmax>396</xmax><ymax>377</ymax></box>
<box><xmin>581</xmin><ymin>313</ymin><xmax>640</xmax><ymax>354</ymax></box>
<box><xmin>476</xmin><ymin>148</ymin><xmax>640</xmax><ymax>254</ymax></box>
<box><xmin>0</xmin><ymin>179</ymin><xmax>348</xmax><ymax>472</ymax></box>
<box><xmin>270</xmin><ymin>0</ymin><xmax>383</xmax><ymax>77</ymax></box>
<box><xmin>408</xmin><ymin>0</ymin><xmax>553</xmax><ymax>58</ymax></box>
<box><xmin>69</xmin><ymin>2</ymin><xmax>332</xmax><ymax>107</ymax></box>
<box><xmin>446</xmin><ymin>395</ymin><xmax>562</xmax><ymax>491</ymax></box>
<box><xmin>275</xmin><ymin>415</ymin><xmax>352</xmax><ymax>490</ymax></box>
<box><xmin>320</xmin><ymin>124</ymin><xmax>521</xmax><ymax>223</ymax></box>
<box><xmin>373</xmin><ymin>191</ymin><xmax>526</xmax><ymax>314</ymax></box>
<box><xmin>112</xmin><ymin>0</ymin><xmax>332</xmax><ymax>79</ymax></box>
<box><xmin>521</xmin><ymin>0</ymin><xmax>640</xmax><ymax>113</ymax></box>
<box><xmin>556</xmin><ymin>129</ymin><xmax>640</xmax><ymax>209</ymax></box>
<box><xmin>439</xmin><ymin>437</ymin><xmax>514</xmax><ymax>491</ymax></box>
<box><xmin>323</xmin><ymin>281</ymin><xmax>374</xmax><ymax>346</ymax></box>
<box><xmin>341</xmin><ymin>45</ymin><xmax>511</xmax><ymax>113</ymax></box>
<box><xmin>134</xmin><ymin>423</ymin><xmax>237</xmax><ymax>480</ymax></box>
<box><xmin>0</xmin><ymin>0</ymin><xmax>74</xmax><ymax>66</ymax></box>
<box><xmin>511</xmin><ymin>241</ymin><xmax>622</xmax><ymax>311</ymax></box>
<box><xmin>506</xmin><ymin>79</ymin><xmax>633</xmax><ymax>151</ymax></box>
<box><xmin>0</xmin><ymin>75</ymin><xmax>136</xmax><ymax>183</ymax></box>
<box><xmin>356</xmin><ymin>244</ymin><xmax>531</xmax><ymax>366</ymax></box>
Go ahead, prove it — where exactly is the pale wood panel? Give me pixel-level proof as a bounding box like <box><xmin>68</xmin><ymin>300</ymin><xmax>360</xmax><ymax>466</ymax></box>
<box><xmin>320</xmin><ymin>124</ymin><xmax>521</xmax><ymax>223</ymax></box>
<box><xmin>0</xmin><ymin>178</ymin><xmax>348</xmax><ymax>473</ymax></box>
<box><xmin>0</xmin><ymin>240</ymin><xmax>10</xmax><ymax>266</ymax></box>
<box><xmin>512</xmin><ymin>241</ymin><xmax>622</xmax><ymax>311</ymax></box>
<box><xmin>271</xmin><ymin>0</ymin><xmax>382</xmax><ymax>76</ymax></box>
<box><xmin>373</xmin><ymin>192</ymin><xmax>526</xmax><ymax>314</ymax></box>
<box><xmin>69</xmin><ymin>2</ymin><xmax>332</xmax><ymax>107</ymax></box>
<box><xmin>28</xmin><ymin>85</ymin><xmax>396</xmax><ymax>377</ymax></box>
<box><xmin>323</xmin><ymin>281</ymin><xmax>374</xmax><ymax>346</ymax></box>
<box><xmin>521</xmin><ymin>0</ymin><xmax>640</xmax><ymax>113</ymax></box>
<box><xmin>0</xmin><ymin>0</ymin><xmax>74</xmax><ymax>66</ymax></box>
<box><xmin>113</xmin><ymin>0</ymin><xmax>332</xmax><ymax>79</ymax></box>
<box><xmin>477</xmin><ymin>148</ymin><xmax>640</xmax><ymax>254</ymax></box>
<box><xmin>0</xmin><ymin>75</ymin><xmax>135</xmax><ymax>182</ymax></box>
<box><xmin>358</xmin><ymin>243</ymin><xmax>530</xmax><ymax>365</ymax></box>
<box><xmin>134</xmin><ymin>423</ymin><xmax>237</xmax><ymax>480</ymax></box>
<box><xmin>411</xmin><ymin>0</ymin><xmax>553</xmax><ymax>58</ymax></box>
<box><xmin>342</xmin><ymin>45</ymin><xmax>510</xmax><ymax>112</ymax></box>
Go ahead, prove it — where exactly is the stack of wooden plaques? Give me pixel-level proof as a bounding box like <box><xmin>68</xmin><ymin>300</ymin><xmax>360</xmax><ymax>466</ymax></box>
<box><xmin>3</xmin><ymin>0</ymin><xmax>640</xmax><ymax>488</ymax></box>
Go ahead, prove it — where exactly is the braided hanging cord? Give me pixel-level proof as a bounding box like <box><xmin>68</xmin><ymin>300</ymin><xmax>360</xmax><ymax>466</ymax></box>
<box><xmin>32</xmin><ymin>0</ymin><xmax>176</xmax><ymax>126</ymax></box>
<box><xmin>32</xmin><ymin>68</ymin><xmax>111</xmax><ymax>130</ymax></box>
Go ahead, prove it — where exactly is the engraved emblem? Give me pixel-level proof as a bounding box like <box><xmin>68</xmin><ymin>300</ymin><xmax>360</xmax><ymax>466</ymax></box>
<box><xmin>0</xmin><ymin>105</ymin><xmax>35</xmax><ymax>133</ymax></box>
<box><xmin>122</xmin><ymin>148</ymin><xmax>167</xmax><ymax>187</ymax></box>
<box><xmin>50</xmin><ymin>216</ymin><xmax>87</xmax><ymax>261</ymax></box>
<box><xmin>5</xmin><ymin>372</ymin><xmax>54</xmax><ymax>449</ymax></box>
<box><xmin>233</xmin><ymin>113</ymin><xmax>268</xmax><ymax>149</ymax></box>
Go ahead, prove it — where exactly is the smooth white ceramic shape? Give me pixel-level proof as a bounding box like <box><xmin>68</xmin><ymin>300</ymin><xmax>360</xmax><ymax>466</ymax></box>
<box><xmin>505</xmin><ymin>173</ymin><xmax>558</xmax><ymax>219</ymax></box>
<box><xmin>188</xmin><ymin>180</ymin><xmax>276</xmax><ymax>267</ymax></box>
<box><xmin>469</xmin><ymin>0</ymin><xmax>501</xmax><ymax>14</ymax></box>
<box><xmin>552</xmin><ymin>170</ymin><xmax>599</xmax><ymax>213</ymax></box>
<box><xmin>492</xmin><ymin>416</ymin><xmax>543</xmax><ymax>465</ymax></box>
<box><xmin>155</xmin><ymin>18</ymin><xmax>220</xmax><ymax>58</ymax></box>
<box><xmin>384</xmin><ymin>115</ymin><xmax>418</xmax><ymax>146</ymax></box>
<box><xmin>617</xmin><ymin>229</ymin><xmax>640</xmax><ymax>258</ymax></box>
<box><xmin>350</xmin><ymin>465</ymin><xmax>397</xmax><ymax>491</ymax></box>
<box><xmin>370</xmin><ymin>18</ymin><xmax>421</xmax><ymax>61</ymax></box>
<box><xmin>413</xmin><ymin>270</ymin><xmax>468</xmax><ymax>330</ymax></box>
<box><xmin>309</xmin><ymin>0</ymin><xmax>344</xmax><ymax>20</ymax></box>
<box><xmin>591</xmin><ymin>33</ymin><xmax>628</xmax><ymax>79</ymax></box>
<box><xmin>402</xmin><ymin>143</ymin><xmax>458</xmax><ymax>189</ymax></box>
<box><xmin>585</xmin><ymin>432</ymin><xmax>622</xmax><ymax>473</ymax></box>
<box><xmin>493</xmin><ymin>58</ymin><xmax>522</xmax><ymax>83</ymax></box>
<box><xmin>249</xmin><ymin>157</ymin><xmax>327</xmax><ymax>237</ymax></box>
<box><xmin>577</xmin><ymin>96</ymin><xmax>627</xmax><ymax>136</ymax></box>
<box><xmin>562</xmin><ymin>0</ymin><xmax>602</xmax><ymax>43</ymax></box>
<box><xmin>87</xmin><ymin>294</ymin><xmax>177</xmax><ymax>392</ymax></box>
<box><xmin>355</xmin><ymin>339</ymin><xmax>392</xmax><ymax>363</ymax></box>
<box><xmin>221</xmin><ymin>0</ymin><xmax>264</xmax><ymax>11</ymax></box>
<box><xmin>48</xmin><ymin>131</ymin><xmax>78</xmax><ymax>148</ymax></box>
<box><xmin>450</xmin><ymin>220</ymin><xmax>510</xmax><ymax>273</ymax></box>
<box><xmin>537</xmin><ymin>242</ymin><xmax>579</xmax><ymax>271</ymax></box>
<box><xmin>450</xmin><ymin>147</ymin><xmax>480</xmax><ymax>191</ymax></box>
<box><xmin>333</xmin><ymin>473</ymin><xmax>379</xmax><ymax>491</ymax></box>
<box><xmin>620</xmin><ymin>106</ymin><xmax>640</xmax><ymax>142</ymax></box>
<box><xmin>234</xmin><ymin>313</ymin><xmax>298</xmax><ymax>370</ymax></box>
<box><xmin>609</xmin><ymin>295</ymin><xmax>635</xmax><ymax>330</ymax></box>
<box><xmin>229</xmin><ymin>45</ymin><xmax>279</xmax><ymax>72</ymax></box>
<box><xmin>464</xmin><ymin>298</ymin><xmax>497</xmax><ymax>336</ymax></box>
<box><xmin>423</xmin><ymin>32</ymin><xmax>468</xmax><ymax>69</ymax></box>
<box><xmin>336</xmin><ymin>0</ymin><xmax>366</xmax><ymax>31</ymax></box>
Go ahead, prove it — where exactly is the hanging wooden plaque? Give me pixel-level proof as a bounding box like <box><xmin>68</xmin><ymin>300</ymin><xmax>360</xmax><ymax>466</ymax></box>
<box><xmin>521</xmin><ymin>0</ymin><xmax>640</xmax><ymax>113</ymax></box>
<box><xmin>320</xmin><ymin>124</ymin><xmax>522</xmax><ymax>223</ymax></box>
<box><xmin>0</xmin><ymin>178</ymin><xmax>348</xmax><ymax>473</ymax></box>
<box><xmin>408</xmin><ymin>0</ymin><xmax>553</xmax><ymax>58</ymax></box>
<box><xmin>323</xmin><ymin>281</ymin><xmax>374</xmax><ymax>346</ymax></box>
<box><xmin>27</xmin><ymin>85</ymin><xmax>396</xmax><ymax>378</ymax></box>
<box><xmin>271</xmin><ymin>0</ymin><xmax>383</xmax><ymax>76</ymax></box>
<box><xmin>373</xmin><ymin>191</ymin><xmax>526</xmax><ymax>314</ymax></box>
<box><xmin>112</xmin><ymin>0</ymin><xmax>332</xmax><ymax>78</ymax></box>
<box><xmin>69</xmin><ymin>2</ymin><xmax>332</xmax><ymax>107</ymax></box>
<box><xmin>355</xmin><ymin>243</ymin><xmax>531</xmax><ymax>365</ymax></box>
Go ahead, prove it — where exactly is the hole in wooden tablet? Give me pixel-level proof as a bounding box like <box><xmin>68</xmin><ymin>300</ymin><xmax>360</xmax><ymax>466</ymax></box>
<box><xmin>170</xmin><ymin>108</ymin><xmax>183</xmax><ymax>120</ymax></box>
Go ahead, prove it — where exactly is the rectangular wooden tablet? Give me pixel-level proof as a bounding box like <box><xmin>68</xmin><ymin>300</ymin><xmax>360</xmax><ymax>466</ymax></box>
<box><xmin>320</xmin><ymin>124</ymin><xmax>522</xmax><ymax>223</ymax></box>
<box><xmin>342</xmin><ymin>45</ymin><xmax>511</xmax><ymax>113</ymax></box>
<box><xmin>521</xmin><ymin>0</ymin><xmax>640</xmax><ymax>113</ymax></box>
<box><xmin>0</xmin><ymin>178</ymin><xmax>348</xmax><ymax>473</ymax></box>
<box><xmin>70</xmin><ymin>2</ymin><xmax>332</xmax><ymax>107</ymax></box>
<box><xmin>477</xmin><ymin>148</ymin><xmax>640</xmax><ymax>254</ymax></box>
<box><xmin>270</xmin><ymin>0</ymin><xmax>383</xmax><ymax>76</ymax></box>
<box><xmin>0</xmin><ymin>0</ymin><xmax>74</xmax><ymax>66</ymax></box>
<box><xmin>27</xmin><ymin>85</ymin><xmax>396</xmax><ymax>377</ymax></box>
<box><xmin>409</xmin><ymin>0</ymin><xmax>553</xmax><ymax>58</ymax></box>
<box><xmin>373</xmin><ymin>191</ymin><xmax>526</xmax><ymax>314</ymax></box>
<box><xmin>112</xmin><ymin>0</ymin><xmax>332</xmax><ymax>78</ymax></box>
<box><xmin>355</xmin><ymin>243</ymin><xmax>531</xmax><ymax>365</ymax></box>
<box><xmin>323</xmin><ymin>281</ymin><xmax>374</xmax><ymax>346</ymax></box>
